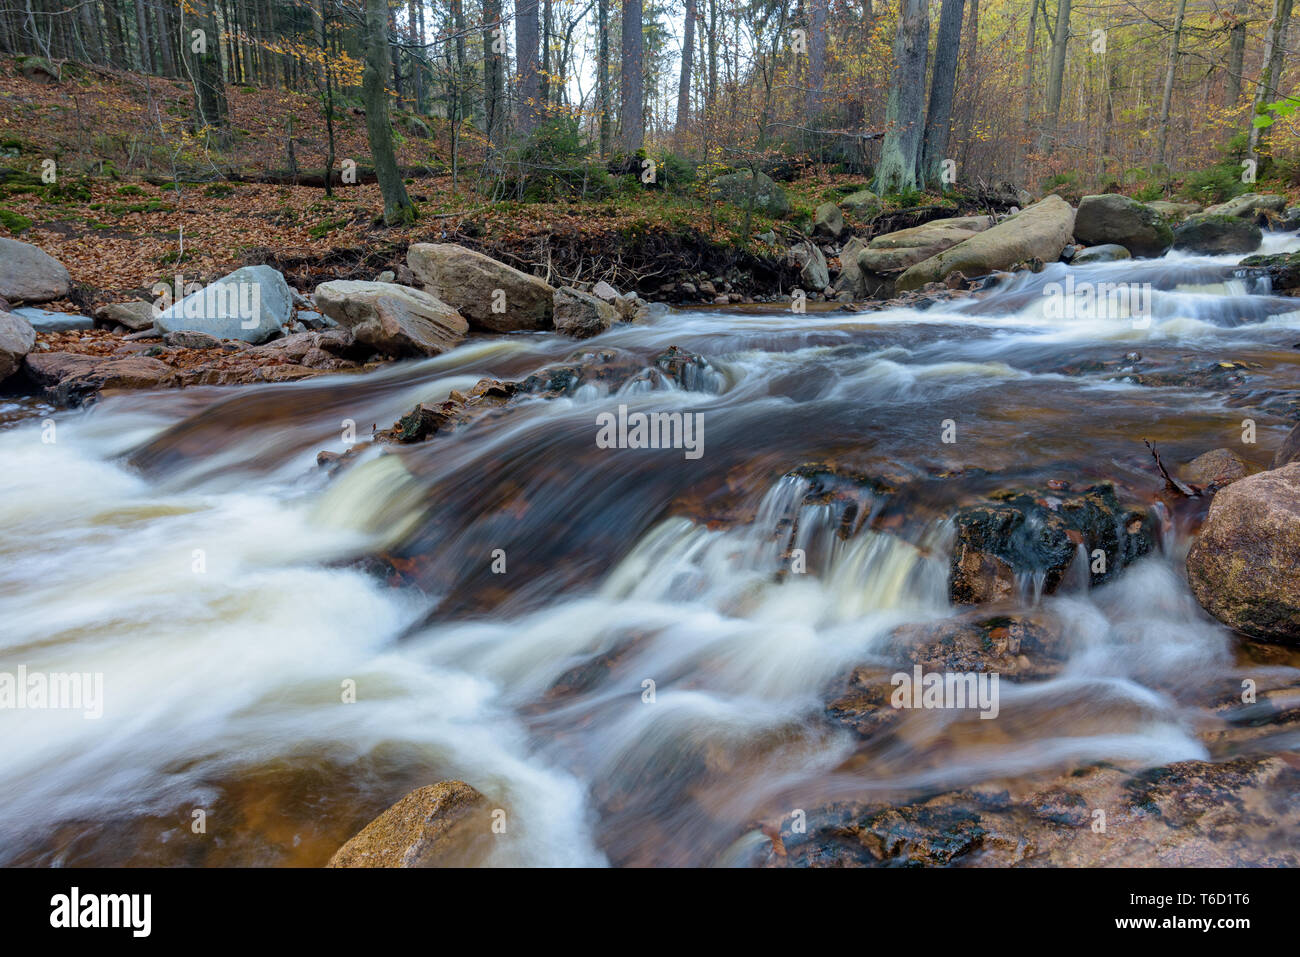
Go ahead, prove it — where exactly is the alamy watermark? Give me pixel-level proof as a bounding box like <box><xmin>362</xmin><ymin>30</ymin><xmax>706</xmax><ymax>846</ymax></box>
<box><xmin>1043</xmin><ymin>277</ymin><xmax>1152</xmax><ymax>328</ymax></box>
<box><xmin>0</xmin><ymin>665</ymin><xmax>103</xmax><ymax>719</ymax></box>
<box><xmin>890</xmin><ymin>665</ymin><xmax>1000</xmax><ymax>719</ymax></box>
<box><xmin>595</xmin><ymin>404</ymin><xmax>704</xmax><ymax>460</ymax></box>
<box><xmin>151</xmin><ymin>274</ymin><xmax>263</xmax><ymax>329</ymax></box>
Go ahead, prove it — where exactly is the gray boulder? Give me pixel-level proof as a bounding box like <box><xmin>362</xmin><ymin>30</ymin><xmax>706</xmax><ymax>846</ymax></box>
<box><xmin>896</xmin><ymin>196</ymin><xmax>1076</xmax><ymax>292</ymax></box>
<box><xmin>154</xmin><ymin>265</ymin><xmax>291</xmax><ymax>344</ymax></box>
<box><xmin>1204</xmin><ymin>193</ymin><xmax>1287</xmax><ymax>218</ymax></box>
<box><xmin>12</xmin><ymin>306</ymin><xmax>93</xmax><ymax>331</ymax></box>
<box><xmin>407</xmin><ymin>243</ymin><xmax>554</xmax><ymax>333</ymax></box>
<box><xmin>0</xmin><ymin>310</ymin><xmax>37</xmax><ymax>383</ymax></box>
<box><xmin>1073</xmin><ymin>194</ymin><xmax>1174</xmax><ymax>257</ymax></box>
<box><xmin>93</xmin><ymin>300</ymin><xmax>157</xmax><ymax>331</ymax></box>
<box><xmin>812</xmin><ymin>202</ymin><xmax>845</xmax><ymax>240</ymax></box>
<box><xmin>553</xmin><ymin>286</ymin><xmax>617</xmax><ymax>338</ymax></box>
<box><xmin>790</xmin><ymin>241</ymin><xmax>830</xmax><ymax>291</ymax></box>
<box><xmin>314</xmin><ymin>280</ymin><xmax>467</xmax><ymax>357</ymax></box>
<box><xmin>0</xmin><ymin>237</ymin><xmax>71</xmax><ymax>304</ymax></box>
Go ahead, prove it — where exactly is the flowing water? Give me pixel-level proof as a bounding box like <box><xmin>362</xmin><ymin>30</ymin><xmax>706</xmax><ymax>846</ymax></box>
<box><xmin>3</xmin><ymin>236</ymin><xmax>1300</xmax><ymax>866</ymax></box>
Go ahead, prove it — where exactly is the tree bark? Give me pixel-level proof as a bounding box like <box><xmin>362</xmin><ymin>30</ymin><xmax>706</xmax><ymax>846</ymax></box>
<box><xmin>675</xmin><ymin>0</ymin><xmax>695</xmax><ymax>138</ymax></box>
<box><xmin>618</xmin><ymin>0</ymin><xmax>644</xmax><ymax>153</ymax></box>
<box><xmin>1037</xmin><ymin>0</ymin><xmax>1072</xmax><ymax>153</ymax></box>
<box><xmin>597</xmin><ymin>0</ymin><xmax>610</xmax><ymax>155</ymax></box>
<box><xmin>805</xmin><ymin>0</ymin><xmax>827</xmax><ymax>117</ymax></box>
<box><xmin>873</xmin><ymin>0</ymin><xmax>929</xmax><ymax>195</ymax></box>
<box><xmin>1249</xmin><ymin>0</ymin><xmax>1294</xmax><ymax>158</ymax></box>
<box><xmin>921</xmin><ymin>0</ymin><xmax>965</xmax><ymax>187</ymax></box>
<box><xmin>1154</xmin><ymin>0</ymin><xmax>1188</xmax><ymax>167</ymax></box>
<box><xmin>515</xmin><ymin>0</ymin><xmax>541</xmax><ymax>133</ymax></box>
<box><xmin>483</xmin><ymin>0</ymin><xmax>506</xmax><ymax>148</ymax></box>
<box><xmin>362</xmin><ymin>0</ymin><xmax>415</xmax><ymax>224</ymax></box>
<box><xmin>1226</xmin><ymin>0</ymin><xmax>1249</xmax><ymax>105</ymax></box>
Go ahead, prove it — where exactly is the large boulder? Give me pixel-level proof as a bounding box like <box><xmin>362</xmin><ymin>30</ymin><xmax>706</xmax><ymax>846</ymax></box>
<box><xmin>0</xmin><ymin>310</ymin><xmax>37</xmax><ymax>383</ymax></box>
<box><xmin>553</xmin><ymin>285</ymin><xmax>617</xmax><ymax>338</ymax></box>
<box><xmin>0</xmin><ymin>237</ymin><xmax>71</xmax><ymax>304</ymax></box>
<box><xmin>948</xmin><ymin>483</ymin><xmax>1156</xmax><ymax>605</ymax></box>
<box><xmin>313</xmin><ymin>280</ymin><xmax>467</xmax><ymax>357</ymax></box>
<box><xmin>857</xmin><ymin>216</ymin><xmax>994</xmax><ymax>296</ymax></box>
<box><xmin>1273</xmin><ymin>421</ymin><xmax>1300</xmax><ymax>468</ymax></box>
<box><xmin>1183</xmin><ymin>448</ymin><xmax>1253</xmax><ymax>489</ymax></box>
<box><xmin>407</xmin><ymin>243</ymin><xmax>554</xmax><ymax>333</ymax></box>
<box><xmin>1145</xmin><ymin>200</ymin><xmax>1201</xmax><ymax>220</ymax></box>
<box><xmin>154</xmin><ymin>264</ymin><xmax>291</xmax><ymax>344</ymax></box>
<box><xmin>789</xmin><ymin>241</ymin><xmax>829</xmax><ymax>291</ymax></box>
<box><xmin>812</xmin><ymin>202</ymin><xmax>845</xmax><ymax>240</ymax></box>
<box><xmin>1204</xmin><ymin>192</ymin><xmax>1287</xmax><ymax>218</ymax></box>
<box><xmin>1187</xmin><ymin>463</ymin><xmax>1300</xmax><ymax>644</ymax></box>
<box><xmin>709</xmin><ymin>170</ymin><xmax>791</xmax><ymax>217</ymax></box>
<box><xmin>839</xmin><ymin>189</ymin><xmax>881</xmax><ymax>216</ymax></box>
<box><xmin>895</xmin><ymin>196</ymin><xmax>1076</xmax><ymax>292</ymax></box>
<box><xmin>1073</xmin><ymin>194</ymin><xmax>1174</xmax><ymax>258</ymax></box>
<box><xmin>1172</xmin><ymin>214</ymin><xmax>1262</xmax><ymax>255</ymax></box>
<box><xmin>327</xmin><ymin>781</ymin><xmax>491</xmax><ymax>867</ymax></box>
<box><xmin>833</xmin><ymin>235</ymin><xmax>871</xmax><ymax>297</ymax></box>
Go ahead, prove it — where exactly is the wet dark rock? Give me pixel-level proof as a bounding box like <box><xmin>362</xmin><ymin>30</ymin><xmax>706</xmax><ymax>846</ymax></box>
<box><xmin>1073</xmin><ymin>194</ymin><xmax>1173</xmax><ymax>258</ymax></box>
<box><xmin>23</xmin><ymin>351</ymin><xmax>174</xmax><ymax>407</ymax></box>
<box><xmin>1182</xmin><ymin>448</ymin><xmax>1253</xmax><ymax>490</ymax></box>
<box><xmin>327</xmin><ymin>781</ymin><xmax>491</xmax><ymax>867</ymax></box>
<box><xmin>948</xmin><ymin>483</ymin><xmax>1156</xmax><ymax>605</ymax></box>
<box><xmin>1273</xmin><ymin>421</ymin><xmax>1300</xmax><ymax>468</ymax></box>
<box><xmin>1235</xmin><ymin>250</ymin><xmax>1300</xmax><ymax>296</ymax></box>
<box><xmin>1172</xmin><ymin>214</ymin><xmax>1262</xmax><ymax>255</ymax></box>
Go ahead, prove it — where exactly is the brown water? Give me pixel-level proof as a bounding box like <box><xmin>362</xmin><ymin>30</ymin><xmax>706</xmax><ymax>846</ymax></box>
<box><xmin>2</xmin><ymin>239</ymin><xmax>1299</xmax><ymax>866</ymax></box>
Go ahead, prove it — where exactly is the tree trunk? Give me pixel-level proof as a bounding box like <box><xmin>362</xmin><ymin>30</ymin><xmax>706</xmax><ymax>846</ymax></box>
<box><xmin>676</xmin><ymin>0</ymin><xmax>696</xmax><ymax>138</ymax></box>
<box><xmin>1249</xmin><ymin>0</ymin><xmax>1294</xmax><ymax>158</ymax></box>
<box><xmin>597</xmin><ymin>0</ymin><xmax>610</xmax><ymax>155</ymax></box>
<box><xmin>362</xmin><ymin>0</ymin><xmax>415</xmax><ymax>224</ymax></box>
<box><xmin>873</xmin><ymin>0</ymin><xmax>929</xmax><ymax>195</ymax></box>
<box><xmin>921</xmin><ymin>0</ymin><xmax>965</xmax><ymax>187</ymax></box>
<box><xmin>618</xmin><ymin>0</ymin><xmax>644</xmax><ymax>153</ymax></box>
<box><xmin>1037</xmin><ymin>0</ymin><xmax>1072</xmax><ymax>153</ymax></box>
<box><xmin>1226</xmin><ymin>0</ymin><xmax>1249</xmax><ymax>104</ymax></box>
<box><xmin>484</xmin><ymin>0</ymin><xmax>506</xmax><ymax>147</ymax></box>
<box><xmin>189</xmin><ymin>0</ymin><xmax>230</xmax><ymax>147</ymax></box>
<box><xmin>1154</xmin><ymin>0</ymin><xmax>1188</xmax><ymax>168</ymax></box>
<box><xmin>805</xmin><ymin>0</ymin><xmax>827</xmax><ymax>117</ymax></box>
<box><xmin>515</xmin><ymin>0</ymin><xmax>541</xmax><ymax>133</ymax></box>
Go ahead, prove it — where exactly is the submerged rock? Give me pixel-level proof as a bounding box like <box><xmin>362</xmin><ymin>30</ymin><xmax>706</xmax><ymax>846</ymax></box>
<box><xmin>1069</xmin><ymin>243</ymin><xmax>1131</xmax><ymax>265</ymax></box>
<box><xmin>1235</xmin><ymin>250</ymin><xmax>1300</xmax><ymax>295</ymax></box>
<box><xmin>326</xmin><ymin>781</ymin><xmax>491</xmax><ymax>867</ymax></box>
<box><xmin>948</xmin><ymin>483</ymin><xmax>1156</xmax><ymax>605</ymax></box>
<box><xmin>1187</xmin><ymin>463</ymin><xmax>1300</xmax><ymax>644</ymax></box>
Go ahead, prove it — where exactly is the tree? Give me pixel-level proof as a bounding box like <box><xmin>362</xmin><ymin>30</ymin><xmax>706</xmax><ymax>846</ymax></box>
<box><xmin>920</xmin><ymin>0</ymin><xmax>966</xmax><ymax>187</ymax></box>
<box><xmin>1225</xmin><ymin>0</ymin><xmax>1249</xmax><ymax>105</ymax></box>
<box><xmin>188</xmin><ymin>0</ymin><xmax>231</xmax><ymax>148</ymax></box>
<box><xmin>515</xmin><ymin>0</ymin><xmax>542</xmax><ymax>133</ymax></box>
<box><xmin>1248</xmin><ymin>0</ymin><xmax>1294</xmax><ymax>160</ymax></box>
<box><xmin>1037</xmin><ymin>0</ymin><xmax>1072</xmax><ymax>153</ymax></box>
<box><xmin>1154</xmin><ymin>0</ymin><xmax>1188</xmax><ymax>167</ymax></box>
<box><xmin>805</xmin><ymin>0</ymin><xmax>827</xmax><ymax>116</ymax></box>
<box><xmin>676</xmin><ymin>0</ymin><xmax>696</xmax><ymax>138</ymax></box>
<box><xmin>873</xmin><ymin>0</ymin><xmax>929</xmax><ymax>195</ymax></box>
<box><xmin>483</xmin><ymin>0</ymin><xmax>506</xmax><ymax>148</ymax></box>
<box><xmin>362</xmin><ymin>0</ymin><xmax>415</xmax><ymax>225</ymax></box>
<box><xmin>597</xmin><ymin>0</ymin><xmax>611</xmax><ymax>155</ymax></box>
<box><xmin>618</xmin><ymin>0</ymin><xmax>645</xmax><ymax>153</ymax></box>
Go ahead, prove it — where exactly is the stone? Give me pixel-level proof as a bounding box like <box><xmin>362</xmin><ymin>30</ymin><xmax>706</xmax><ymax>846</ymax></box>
<box><xmin>11</xmin><ymin>306</ymin><xmax>92</xmax><ymax>332</ymax></box>
<box><xmin>93</xmin><ymin>300</ymin><xmax>157</xmax><ymax>332</ymax></box>
<box><xmin>313</xmin><ymin>280</ymin><xmax>467</xmax><ymax>357</ymax></box>
<box><xmin>790</xmin><ymin>240</ymin><xmax>830</xmax><ymax>291</ymax></box>
<box><xmin>1204</xmin><ymin>192</ymin><xmax>1287</xmax><ymax>218</ymax></box>
<box><xmin>1144</xmin><ymin>200</ymin><xmax>1202</xmax><ymax>219</ymax></box>
<box><xmin>591</xmin><ymin>280</ymin><xmax>621</xmax><ymax>303</ymax></box>
<box><xmin>23</xmin><ymin>352</ymin><xmax>173</xmax><ymax>406</ymax></box>
<box><xmin>407</xmin><ymin>243</ymin><xmax>554</xmax><ymax>333</ymax></box>
<box><xmin>0</xmin><ymin>237</ymin><xmax>72</xmax><ymax>304</ymax></box>
<box><xmin>327</xmin><ymin>781</ymin><xmax>491</xmax><ymax>868</ymax></box>
<box><xmin>0</xmin><ymin>309</ymin><xmax>37</xmax><ymax>383</ymax></box>
<box><xmin>154</xmin><ymin>264</ymin><xmax>292</xmax><ymax>344</ymax></box>
<box><xmin>1183</xmin><ymin>448</ymin><xmax>1252</xmax><ymax>489</ymax></box>
<box><xmin>1073</xmin><ymin>194</ymin><xmax>1174</xmax><ymax>257</ymax></box>
<box><xmin>896</xmin><ymin>196</ymin><xmax>1076</xmax><ymax>292</ymax></box>
<box><xmin>709</xmin><ymin>170</ymin><xmax>791</xmax><ymax>217</ymax></box>
<box><xmin>1187</xmin><ymin>463</ymin><xmax>1300</xmax><ymax>644</ymax></box>
<box><xmin>812</xmin><ymin>201</ymin><xmax>845</xmax><ymax>240</ymax></box>
<box><xmin>163</xmin><ymin>330</ymin><xmax>222</xmax><ymax>350</ymax></box>
<box><xmin>1172</xmin><ymin>214</ymin><xmax>1263</xmax><ymax>255</ymax></box>
<box><xmin>1070</xmin><ymin>243</ymin><xmax>1132</xmax><ymax>264</ymax></box>
<box><xmin>1235</xmin><ymin>250</ymin><xmax>1300</xmax><ymax>295</ymax></box>
<box><xmin>553</xmin><ymin>285</ymin><xmax>617</xmax><ymax>338</ymax></box>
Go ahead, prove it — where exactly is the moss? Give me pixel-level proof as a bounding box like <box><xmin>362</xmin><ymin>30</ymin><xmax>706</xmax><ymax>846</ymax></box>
<box><xmin>0</xmin><ymin>207</ymin><xmax>32</xmax><ymax>233</ymax></box>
